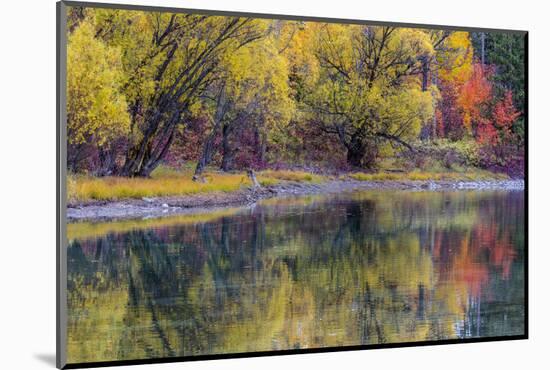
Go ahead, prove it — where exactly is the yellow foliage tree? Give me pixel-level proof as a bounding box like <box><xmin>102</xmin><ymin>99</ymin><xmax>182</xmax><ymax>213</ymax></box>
<box><xmin>89</xmin><ymin>9</ymin><xmax>268</xmax><ymax>177</ymax></box>
<box><xmin>306</xmin><ymin>25</ymin><xmax>435</xmax><ymax>168</ymax></box>
<box><xmin>436</xmin><ymin>31</ymin><xmax>474</xmax><ymax>84</ymax></box>
<box><xmin>66</xmin><ymin>20</ymin><xmax>130</xmax><ymax>173</ymax></box>
<box><xmin>193</xmin><ymin>23</ymin><xmax>295</xmax><ymax>177</ymax></box>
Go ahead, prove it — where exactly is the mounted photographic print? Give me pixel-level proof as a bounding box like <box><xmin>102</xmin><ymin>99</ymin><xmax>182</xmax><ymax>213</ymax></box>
<box><xmin>56</xmin><ymin>1</ymin><xmax>527</xmax><ymax>368</ymax></box>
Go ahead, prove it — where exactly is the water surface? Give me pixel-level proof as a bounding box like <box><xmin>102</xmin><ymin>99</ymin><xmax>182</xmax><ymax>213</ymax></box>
<box><xmin>67</xmin><ymin>190</ymin><xmax>525</xmax><ymax>363</ymax></box>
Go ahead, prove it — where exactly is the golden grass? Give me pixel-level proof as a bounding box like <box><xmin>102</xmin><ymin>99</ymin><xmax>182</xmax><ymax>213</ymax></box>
<box><xmin>68</xmin><ymin>170</ymin><xmax>251</xmax><ymax>203</ymax></box>
<box><xmin>68</xmin><ymin>167</ymin><xmax>327</xmax><ymax>203</ymax></box>
<box><xmin>68</xmin><ymin>164</ymin><xmax>507</xmax><ymax>204</ymax></box>
<box><xmin>68</xmin><ymin>208</ymin><xmax>240</xmax><ymax>241</ymax></box>
<box><xmin>348</xmin><ymin>169</ymin><xmax>509</xmax><ymax>182</ymax></box>
<box><xmin>257</xmin><ymin>170</ymin><xmax>327</xmax><ymax>184</ymax></box>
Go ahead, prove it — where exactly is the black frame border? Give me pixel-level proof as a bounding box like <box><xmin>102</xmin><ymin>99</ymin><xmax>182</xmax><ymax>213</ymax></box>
<box><xmin>56</xmin><ymin>1</ymin><xmax>529</xmax><ymax>369</ymax></box>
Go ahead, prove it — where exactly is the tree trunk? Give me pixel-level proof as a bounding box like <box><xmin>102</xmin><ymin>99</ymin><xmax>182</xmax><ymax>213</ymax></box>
<box><xmin>96</xmin><ymin>147</ymin><xmax>117</xmax><ymax>176</ymax></box>
<box><xmin>120</xmin><ymin>113</ymin><xmax>179</xmax><ymax>177</ymax></box>
<box><xmin>193</xmin><ymin>130</ymin><xmax>217</xmax><ymax>181</ymax></box>
<box><xmin>259</xmin><ymin>131</ymin><xmax>267</xmax><ymax>165</ymax></box>
<box><xmin>420</xmin><ymin>54</ymin><xmax>436</xmax><ymax>141</ymax></box>
<box><xmin>431</xmin><ymin>70</ymin><xmax>438</xmax><ymax>140</ymax></box>
<box><xmin>247</xmin><ymin>169</ymin><xmax>261</xmax><ymax>189</ymax></box>
<box><xmin>120</xmin><ymin>54</ymin><xmax>217</xmax><ymax>177</ymax></box>
<box><xmin>346</xmin><ymin>137</ymin><xmax>367</xmax><ymax>168</ymax></box>
<box><xmin>194</xmin><ymin>85</ymin><xmax>228</xmax><ymax>180</ymax></box>
<box><xmin>481</xmin><ymin>32</ymin><xmax>486</xmax><ymax>65</ymax></box>
<box><xmin>347</xmin><ymin>146</ymin><xmax>366</xmax><ymax>167</ymax></box>
<box><xmin>420</xmin><ymin>55</ymin><xmax>429</xmax><ymax>92</ymax></box>
<box><xmin>416</xmin><ymin>284</ymin><xmax>425</xmax><ymax>320</ymax></box>
<box><xmin>221</xmin><ymin>123</ymin><xmax>234</xmax><ymax>172</ymax></box>
<box><xmin>67</xmin><ymin>143</ymin><xmax>85</xmax><ymax>173</ymax></box>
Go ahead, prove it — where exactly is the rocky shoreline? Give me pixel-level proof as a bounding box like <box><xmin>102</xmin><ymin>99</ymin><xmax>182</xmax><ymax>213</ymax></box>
<box><xmin>67</xmin><ymin>179</ymin><xmax>524</xmax><ymax>222</ymax></box>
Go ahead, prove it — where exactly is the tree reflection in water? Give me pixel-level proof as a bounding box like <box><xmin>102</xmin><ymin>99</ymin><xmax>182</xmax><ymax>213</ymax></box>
<box><xmin>67</xmin><ymin>190</ymin><xmax>525</xmax><ymax>363</ymax></box>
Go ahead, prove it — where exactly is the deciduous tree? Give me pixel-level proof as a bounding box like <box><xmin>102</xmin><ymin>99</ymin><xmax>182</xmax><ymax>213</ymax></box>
<box><xmin>92</xmin><ymin>10</ymin><xmax>268</xmax><ymax>176</ymax></box>
<box><xmin>306</xmin><ymin>25</ymin><xmax>435</xmax><ymax>168</ymax></box>
<box><xmin>67</xmin><ymin>20</ymin><xmax>130</xmax><ymax>174</ymax></box>
<box><xmin>192</xmin><ymin>25</ymin><xmax>294</xmax><ymax>179</ymax></box>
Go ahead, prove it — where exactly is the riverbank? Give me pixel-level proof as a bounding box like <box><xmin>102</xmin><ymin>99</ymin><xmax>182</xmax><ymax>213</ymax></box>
<box><xmin>67</xmin><ymin>178</ymin><xmax>524</xmax><ymax>222</ymax></box>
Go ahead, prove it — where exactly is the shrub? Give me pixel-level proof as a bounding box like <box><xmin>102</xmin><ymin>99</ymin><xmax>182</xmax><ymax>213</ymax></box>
<box><xmin>412</xmin><ymin>139</ymin><xmax>481</xmax><ymax>169</ymax></box>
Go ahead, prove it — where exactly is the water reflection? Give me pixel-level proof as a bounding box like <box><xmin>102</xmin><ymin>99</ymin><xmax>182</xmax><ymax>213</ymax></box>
<box><xmin>67</xmin><ymin>190</ymin><xmax>525</xmax><ymax>363</ymax></box>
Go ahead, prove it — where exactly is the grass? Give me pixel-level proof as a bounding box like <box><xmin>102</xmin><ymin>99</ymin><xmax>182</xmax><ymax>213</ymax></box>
<box><xmin>68</xmin><ymin>166</ymin><xmax>328</xmax><ymax>203</ymax></box>
<box><xmin>348</xmin><ymin>168</ymin><xmax>509</xmax><ymax>182</ymax></box>
<box><xmin>68</xmin><ymin>169</ymin><xmax>251</xmax><ymax>203</ymax></box>
<box><xmin>68</xmin><ymin>164</ymin><xmax>509</xmax><ymax>204</ymax></box>
<box><xmin>257</xmin><ymin>170</ymin><xmax>327</xmax><ymax>185</ymax></box>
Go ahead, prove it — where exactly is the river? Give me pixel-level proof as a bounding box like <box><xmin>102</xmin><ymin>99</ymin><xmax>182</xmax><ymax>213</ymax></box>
<box><xmin>66</xmin><ymin>189</ymin><xmax>525</xmax><ymax>364</ymax></box>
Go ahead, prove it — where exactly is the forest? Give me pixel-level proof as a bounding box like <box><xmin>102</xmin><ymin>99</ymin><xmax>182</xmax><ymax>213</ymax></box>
<box><xmin>66</xmin><ymin>7</ymin><xmax>525</xmax><ymax>201</ymax></box>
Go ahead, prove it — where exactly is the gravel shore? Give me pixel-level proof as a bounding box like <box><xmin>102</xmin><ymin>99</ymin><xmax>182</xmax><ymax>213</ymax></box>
<box><xmin>67</xmin><ymin>179</ymin><xmax>524</xmax><ymax>222</ymax></box>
